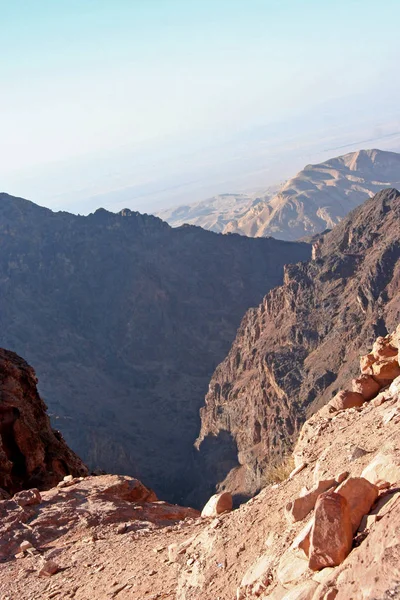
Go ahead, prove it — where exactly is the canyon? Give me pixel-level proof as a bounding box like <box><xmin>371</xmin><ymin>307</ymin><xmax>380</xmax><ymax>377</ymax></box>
<box><xmin>0</xmin><ymin>191</ymin><xmax>310</xmax><ymax>504</ymax></box>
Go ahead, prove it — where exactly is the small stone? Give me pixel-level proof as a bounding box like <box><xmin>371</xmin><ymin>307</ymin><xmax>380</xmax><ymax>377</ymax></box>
<box><xmin>38</xmin><ymin>559</ymin><xmax>60</xmax><ymax>577</ymax></box>
<box><xmin>116</xmin><ymin>523</ymin><xmax>128</xmax><ymax>534</ymax></box>
<box><xmin>19</xmin><ymin>540</ymin><xmax>34</xmax><ymax>552</ymax></box>
<box><xmin>348</xmin><ymin>446</ymin><xmax>369</xmax><ymax>462</ymax></box>
<box><xmin>186</xmin><ymin>558</ymin><xmax>194</xmax><ymax>566</ymax></box>
<box><xmin>63</xmin><ymin>475</ymin><xmax>74</xmax><ymax>482</ymax></box>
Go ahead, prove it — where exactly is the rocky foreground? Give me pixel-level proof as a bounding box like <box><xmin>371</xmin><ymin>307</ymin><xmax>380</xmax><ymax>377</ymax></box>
<box><xmin>1</xmin><ymin>328</ymin><xmax>400</xmax><ymax>599</ymax></box>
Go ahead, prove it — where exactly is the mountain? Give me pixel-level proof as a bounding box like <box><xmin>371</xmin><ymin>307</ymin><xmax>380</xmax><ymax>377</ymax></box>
<box><xmin>196</xmin><ymin>188</ymin><xmax>400</xmax><ymax>499</ymax></box>
<box><xmin>0</xmin><ymin>192</ymin><xmax>310</xmax><ymax>504</ymax></box>
<box><xmin>223</xmin><ymin>149</ymin><xmax>400</xmax><ymax>240</ymax></box>
<box><xmin>155</xmin><ymin>190</ymin><xmax>276</xmax><ymax>233</ymax></box>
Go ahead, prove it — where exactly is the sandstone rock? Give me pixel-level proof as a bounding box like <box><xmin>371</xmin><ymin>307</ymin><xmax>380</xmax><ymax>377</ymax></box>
<box><xmin>201</xmin><ymin>492</ymin><xmax>232</xmax><ymax>517</ymax></box>
<box><xmin>372</xmin><ymin>336</ymin><xmax>398</xmax><ymax>359</ymax></box>
<box><xmin>277</xmin><ymin>549</ymin><xmax>309</xmax><ymax>587</ymax></box>
<box><xmin>351</xmin><ymin>374</ymin><xmax>381</xmax><ymax>401</ymax></box>
<box><xmin>38</xmin><ymin>559</ymin><xmax>60</xmax><ymax>577</ymax></box>
<box><xmin>336</xmin><ymin>477</ymin><xmax>379</xmax><ymax>533</ymax></box>
<box><xmin>285</xmin><ymin>479</ymin><xmax>337</xmax><ymax>523</ymax></box>
<box><xmin>371</xmin><ymin>357</ymin><xmax>400</xmax><ymax>383</ymax></box>
<box><xmin>281</xmin><ymin>580</ymin><xmax>318</xmax><ymax>600</ymax></box>
<box><xmin>328</xmin><ymin>391</ymin><xmax>364</xmax><ymax>411</ymax></box>
<box><xmin>309</xmin><ymin>491</ymin><xmax>353</xmax><ymax>571</ymax></box>
<box><xmin>361</xmin><ymin>453</ymin><xmax>400</xmax><ymax>485</ymax></box>
<box><xmin>63</xmin><ymin>475</ymin><xmax>74</xmax><ymax>483</ymax></box>
<box><xmin>13</xmin><ymin>488</ymin><xmax>41</xmax><ymax>507</ymax></box>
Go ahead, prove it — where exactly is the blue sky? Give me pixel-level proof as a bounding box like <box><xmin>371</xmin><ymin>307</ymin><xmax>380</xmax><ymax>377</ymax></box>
<box><xmin>1</xmin><ymin>1</ymin><xmax>400</xmax><ymax>211</ymax></box>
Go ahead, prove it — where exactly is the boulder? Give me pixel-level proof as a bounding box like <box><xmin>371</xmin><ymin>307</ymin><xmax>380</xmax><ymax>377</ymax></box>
<box><xmin>328</xmin><ymin>391</ymin><xmax>364</xmax><ymax>411</ymax></box>
<box><xmin>336</xmin><ymin>477</ymin><xmax>379</xmax><ymax>533</ymax></box>
<box><xmin>351</xmin><ymin>374</ymin><xmax>381</xmax><ymax>401</ymax></box>
<box><xmin>201</xmin><ymin>492</ymin><xmax>232</xmax><ymax>517</ymax></box>
<box><xmin>361</xmin><ymin>453</ymin><xmax>400</xmax><ymax>486</ymax></box>
<box><xmin>371</xmin><ymin>358</ymin><xmax>400</xmax><ymax>383</ymax></box>
<box><xmin>309</xmin><ymin>491</ymin><xmax>353</xmax><ymax>571</ymax></box>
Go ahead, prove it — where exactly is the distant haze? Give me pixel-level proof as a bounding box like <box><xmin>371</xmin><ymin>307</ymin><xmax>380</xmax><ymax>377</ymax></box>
<box><xmin>1</xmin><ymin>1</ymin><xmax>400</xmax><ymax>214</ymax></box>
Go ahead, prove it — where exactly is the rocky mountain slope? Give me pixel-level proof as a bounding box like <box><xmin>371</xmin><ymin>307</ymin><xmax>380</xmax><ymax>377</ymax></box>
<box><xmin>0</xmin><ymin>348</ymin><xmax>87</xmax><ymax>494</ymax></box>
<box><xmin>196</xmin><ymin>188</ymin><xmax>400</xmax><ymax>500</ymax></box>
<box><xmin>0</xmin><ymin>192</ymin><xmax>310</xmax><ymax>504</ymax></box>
<box><xmin>159</xmin><ymin>149</ymin><xmax>400</xmax><ymax>241</ymax></box>
<box><xmin>224</xmin><ymin>149</ymin><xmax>400</xmax><ymax>240</ymax></box>
<box><xmin>1</xmin><ymin>329</ymin><xmax>399</xmax><ymax>599</ymax></box>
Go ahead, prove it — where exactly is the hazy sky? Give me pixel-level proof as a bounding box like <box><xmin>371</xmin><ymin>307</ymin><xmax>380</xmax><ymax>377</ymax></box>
<box><xmin>1</xmin><ymin>0</ymin><xmax>400</xmax><ymax>212</ymax></box>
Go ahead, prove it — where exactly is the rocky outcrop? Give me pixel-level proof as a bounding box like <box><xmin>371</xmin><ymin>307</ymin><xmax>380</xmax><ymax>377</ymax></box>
<box><xmin>0</xmin><ymin>192</ymin><xmax>310</xmax><ymax>504</ymax></box>
<box><xmin>0</xmin><ymin>348</ymin><xmax>87</xmax><ymax>494</ymax></box>
<box><xmin>196</xmin><ymin>188</ymin><xmax>400</xmax><ymax>499</ymax></box>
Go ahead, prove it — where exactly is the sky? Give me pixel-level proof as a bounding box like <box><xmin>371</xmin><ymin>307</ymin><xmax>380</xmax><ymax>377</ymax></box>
<box><xmin>1</xmin><ymin>0</ymin><xmax>400</xmax><ymax>213</ymax></box>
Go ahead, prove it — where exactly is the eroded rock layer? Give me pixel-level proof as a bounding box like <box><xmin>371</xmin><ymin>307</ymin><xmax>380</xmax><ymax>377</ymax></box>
<box><xmin>196</xmin><ymin>188</ymin><xmax>400</xmax><ymax>498</ymax></box>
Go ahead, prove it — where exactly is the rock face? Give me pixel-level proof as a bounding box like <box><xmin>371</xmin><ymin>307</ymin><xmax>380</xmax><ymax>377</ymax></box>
<box><xmin>0</xmin><ymin>348</ymin><xmax>87</xmax><ymax>494</ymax></box>
<box><xmin>196</xmin><ymin>188</ymin><xmax>400</xmax><ymax>499</ymax></box>
<box><xmin>0</xmin><ymin>192</ymin><xmax>310</xmax><ymax>505</ymax></box>
<box><xmin>223</xmin><ymin>149</ymin><xmax>400</xmax><ymax>240</ymax></box>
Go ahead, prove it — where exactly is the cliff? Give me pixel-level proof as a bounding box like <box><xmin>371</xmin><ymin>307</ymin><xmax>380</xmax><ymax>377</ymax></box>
<box><xmin>0</xmin><ymin>348</ymin><xmax>87</xmax><ymax>494</ymax></box>
<box><xmin>196</xmin><ymin>188</ymin><xmax>400</xmax><ymax>499</ymax></box>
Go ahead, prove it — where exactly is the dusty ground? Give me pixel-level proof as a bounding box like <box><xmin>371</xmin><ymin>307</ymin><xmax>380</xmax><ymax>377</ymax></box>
<box><xmin>1</xmin><ymin>387</ymin><xmax>399</xmax><ymax>600</ymax></box>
